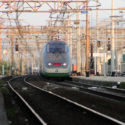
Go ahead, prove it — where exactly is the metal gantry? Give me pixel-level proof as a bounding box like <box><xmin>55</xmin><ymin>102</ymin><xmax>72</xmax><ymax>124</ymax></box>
<box><xmin>0</xmin><ymin>0</ymin><xmax>90</xmax><ymax>76</ymax></box>
<box><xmin>1</xmin><ymin>0</ymin><xmax>125</xmax><ymax>76</ymax></box>
<box><xmin>0</xmin><ymin>0</ymin><xmax>87</xmax><ymax>13</ymax></box>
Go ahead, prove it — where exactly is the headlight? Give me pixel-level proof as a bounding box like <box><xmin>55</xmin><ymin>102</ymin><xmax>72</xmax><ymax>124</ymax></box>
<box><xmin>63</xmin><ymin>63</ymin><xmax>67</xmax><ymax>66</ymax></box>
<box><xmin>48</xmin><ymin>62</ymin><xmax>52</xmax><ymax>66</ymax></box>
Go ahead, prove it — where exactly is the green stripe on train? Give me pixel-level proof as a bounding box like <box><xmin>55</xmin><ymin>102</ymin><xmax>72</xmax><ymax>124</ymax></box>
<box><xmin>42</xmin><ymin>73</ymin><xmax>70</xmax><ymax>77</ymax></box>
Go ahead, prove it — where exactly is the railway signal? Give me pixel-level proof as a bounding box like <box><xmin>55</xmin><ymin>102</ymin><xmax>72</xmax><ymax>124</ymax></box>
<box><xmin>97</xmin><ymin>41</ymin><xmax>101</xmax><ymax>47</ymax></box>
<box><xmin>107</xmin><ymin>38</ymin><xmax>111</xmax><ymax>51</ymax></box>
<box><xmin>15</xmin><ymin>44</ymin><xmax>19</xmax><ymax>51</ymax></box>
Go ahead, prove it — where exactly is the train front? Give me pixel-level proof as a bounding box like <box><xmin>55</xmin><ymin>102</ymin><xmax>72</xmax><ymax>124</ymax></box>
<box><xmin>43</xmin><ymin>41</ymin><xmax>71</xmax><ymax>77</ymax></box>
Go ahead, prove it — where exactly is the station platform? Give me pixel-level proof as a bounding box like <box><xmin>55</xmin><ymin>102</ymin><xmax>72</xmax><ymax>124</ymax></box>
<box><xmin>72</xmin><ymin>76</ymin><xmax>125</xmax><ymax>83</ymax></box>
<box><xmin>0</xmin><ymin>91</ymin><xmax>8</xmax><ymax>125</ymax></box>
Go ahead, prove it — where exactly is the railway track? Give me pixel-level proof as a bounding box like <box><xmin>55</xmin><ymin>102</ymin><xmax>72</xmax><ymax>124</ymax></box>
<box><xmin>64</xmin><ymin>80</ymin><xmax>125</xmax><ymax>100</ymax></box>
<box><xmin>54</xmin><ymin>80</ymin><xmax>125</xmax><ymax>102</ymax></box>
<box><xmin>8</xmin><ymin>77</ymin><xmax>47</xmax><ymax>125</ymax></box>
<box><xmin>68</xmin><ymin>79</ymin><xmax>125</xmax><ymax>95</ymax></box>
<box><xmin>24</xmin><ymin>76</ymin><xmax>125</xmax><ymax>125</ymax></box>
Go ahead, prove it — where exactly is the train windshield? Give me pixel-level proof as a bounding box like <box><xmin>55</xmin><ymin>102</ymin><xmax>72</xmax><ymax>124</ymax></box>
<box><xmin>47</xmin><ymin>43</ymin><xmax>67</xmax><ymax>53</ymax></box>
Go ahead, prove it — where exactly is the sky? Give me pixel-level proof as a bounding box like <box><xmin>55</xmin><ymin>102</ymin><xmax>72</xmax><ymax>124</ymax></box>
<box><xmin>89</xmin><ymin>0</ymin><xmax>125</xmax><ymax>27</ymax></box>
<box><xmin>2</xmin><ymin>0</ymin><xmax>125</xmax><ymax>26</ymax></box>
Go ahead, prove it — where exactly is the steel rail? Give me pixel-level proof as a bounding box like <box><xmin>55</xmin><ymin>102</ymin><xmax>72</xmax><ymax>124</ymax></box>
<box><xmin>56</xmin><ymin>81</ymin><xmax>125</xmax><ymax>102</ymax></box>
<box><xmin>24</xmin><ymin>77</ymin><xmax>125</xmax><ymax>125</ymax></box>
<box><xmin>69</xmin><ymin>80</ymin><xmax>125</xmax><ymax>96</ymax></box>
<box><xmin>8</xmin><ymin>77</ymin><xmax>47</xmax><ymax>125</ymax></box>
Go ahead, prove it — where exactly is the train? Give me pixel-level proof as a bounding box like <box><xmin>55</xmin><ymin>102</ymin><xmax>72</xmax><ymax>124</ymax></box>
<box><xmin>40</xmin><ymin>40</ymin><xmax>71</xmax><ymax>77</ymax></box>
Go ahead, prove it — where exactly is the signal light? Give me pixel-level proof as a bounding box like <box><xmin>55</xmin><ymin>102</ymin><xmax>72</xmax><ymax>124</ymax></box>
<box><xmin>15</xmin><ymin>44</ymin><xmax>18</xmax><ymax>51</ymax></box>
<box><xmin>97</xmin><ymin>41</ymin><xmax>101</xmax><ymax>47</ymax></box>
<box><xmin>107</xmin><ymin>44</ymin><xmax>111</xmax><ymax>51</ymax></box>
<box><xmin>107</xmin><ymin>37</ymin><xmax>111</xmax><ymax>51</ymax></box>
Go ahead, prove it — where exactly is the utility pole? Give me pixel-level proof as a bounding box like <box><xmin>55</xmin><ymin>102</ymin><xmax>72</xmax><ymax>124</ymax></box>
<box><xmin>10</xmin><ymin>35</ymin><xmax>14</xmax><ymax>75</ymax></box>
<box><xmin>111</xmin><ymin>0</ymin><xmax>115</xmax><ymax>76</ymax></box>
<box><xmin>69</xmin><ymin>17</ymin><xmax>73</xmax><ymax>71</ymax></box>
<box><xmin>16</xmin><ymin>52</ymin><xmax>20</xmax><ymax>75</ymax></box>
<box><xmin>0</xmin><ymin>24</ymin><xmax>1</xmax><ymax>62</ymax></box>
<box><xmin>86</xmin><ymin>0</ymin><xmax>89</xmax><ymax>77</ymax></box>
<box><xmin>67</xmin><ymin>19</ymin><xmax>70</xmax><ymax>45</ymax></box>
<box><xmin>95</xmin><ymin>0</ymin><xmax>101</xmax><ymax>76</ymax></box>
<box><xmin>65</xmin><ymin>21</ymin><xmax>67</xmax><ymax>41</ymax></box>
<box><xmin>95</xmin><ymin>0</ymin><xmax>98</xmax><ymax>75</ymax></box>
<box><xmin>76</xmin><ymin>4</ymin><xmax>81</xmax><ymax>75</ymax></box>
<box><xmin>104</xmin><ymin>28</ymin><xmax>106</xmax><ymax>77</ymax></box>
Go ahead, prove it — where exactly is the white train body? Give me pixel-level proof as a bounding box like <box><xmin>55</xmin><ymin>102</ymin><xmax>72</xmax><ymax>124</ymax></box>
<box><xmin>40</xmin><ymin>40</ymin><xmax>71</xmax><ymax>77</ymax></box>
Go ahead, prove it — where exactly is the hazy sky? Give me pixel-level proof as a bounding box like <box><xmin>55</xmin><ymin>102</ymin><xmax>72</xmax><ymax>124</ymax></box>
<box><xmin>89</xmin><ymin>0</ymin><xmax>125</xmax><ymax>27</ymax></box>
<box><xmin>4</xmin><ymin>0</ymin><xmax>125</xmax><ymax>26</ymax></box>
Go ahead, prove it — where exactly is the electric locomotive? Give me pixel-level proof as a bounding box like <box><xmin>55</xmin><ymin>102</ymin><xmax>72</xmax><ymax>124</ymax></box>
<box><xmin>40</xmin><ymin>40</ymin><xmax>71</xmax><ymax>77</ymax></box>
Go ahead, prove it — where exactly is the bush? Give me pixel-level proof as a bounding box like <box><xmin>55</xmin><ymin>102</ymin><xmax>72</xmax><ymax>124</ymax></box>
<box><xmin>119</xmin><ymin>82</ymin><xmax>125</xmax><ymax>89</ymax></box>
<box><xmin>1</xmin><ymin>87</ymin><xmax>9</xmax><ymax>95</ymax></box>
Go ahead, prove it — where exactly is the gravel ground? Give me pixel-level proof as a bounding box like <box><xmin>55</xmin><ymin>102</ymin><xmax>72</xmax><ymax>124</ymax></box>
<box><xmin>1</xmin><ymin>77</ymin><xmax>40</xmax><ymax>125</ymax></box>
<box><xmin>72</xmin><ymin>76</ymin><xmax>125</xmax><ymax>82</ymax></box>
<box><xmin>27</xmin><ymin>76</ymin><xmax>125</xmax><ymax>122</ymax></box>
<box><xmin>10</xmin><ymin>77</ymin><xmax>120</xmax><ymax>125</ymax></box>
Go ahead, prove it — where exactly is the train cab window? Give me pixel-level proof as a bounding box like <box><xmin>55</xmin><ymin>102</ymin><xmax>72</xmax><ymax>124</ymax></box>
<box><xmin>65</xmin><ymin>45</ymin><xmax>69</xmax><ymax>52</ymax></box>
<box><xmin>47</xmin><ymin>43</ymin><xmax>66</xmax><ymax>53</ymax></box>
